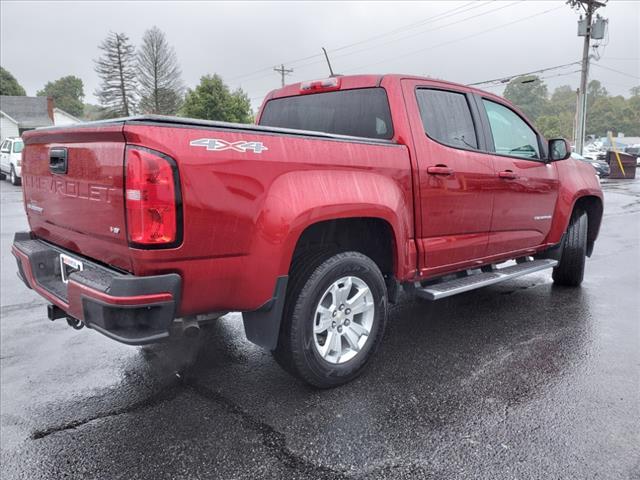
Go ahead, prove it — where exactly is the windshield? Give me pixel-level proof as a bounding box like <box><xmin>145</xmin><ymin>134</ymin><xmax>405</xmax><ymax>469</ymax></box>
<box><xmin>12</xmin><ymin>140</ymin><xmax>24</xmax><ymax>153</ymax></box>
<box><xmin>259</xmin><ymin>87</ymin><xmax>394</xmax><ymax>140</ymax></box>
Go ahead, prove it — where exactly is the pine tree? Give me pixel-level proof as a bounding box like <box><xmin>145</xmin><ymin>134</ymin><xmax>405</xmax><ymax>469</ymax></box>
<box><xmin>137</xmin><ymin>26</ymin><xmax>184</xmax><ymax>115</ymax></box>
<box><xmin>94</xmin><ymin>32</ymin><xmax>137</xmax><ymax>116</ymax></box>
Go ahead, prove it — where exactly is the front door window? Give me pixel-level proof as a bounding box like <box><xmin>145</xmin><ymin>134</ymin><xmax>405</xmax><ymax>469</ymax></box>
<box><xmin>482</xmin><ymin>99</ymin><xmax>540</xmax><ymax>160</ymax></box>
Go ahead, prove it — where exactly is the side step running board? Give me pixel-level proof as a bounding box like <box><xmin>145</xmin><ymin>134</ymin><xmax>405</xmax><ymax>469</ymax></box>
<box><xmin>414</xmin><ymin>259</ymin><xmax>558</xmax><ymax>301</ymax></box>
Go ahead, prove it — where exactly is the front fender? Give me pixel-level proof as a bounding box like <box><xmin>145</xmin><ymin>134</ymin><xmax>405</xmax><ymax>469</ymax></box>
<box><xmin>546</xmin><ymin>160</ymin><xmax>604</xmax><ymax>245</ymax></box>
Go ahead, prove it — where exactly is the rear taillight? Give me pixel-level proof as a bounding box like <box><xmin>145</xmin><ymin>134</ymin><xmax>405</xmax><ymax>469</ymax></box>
<box><xmin>125</xmin><ymin>147</ymin><xmax>181</xmax><ymax>247</ymax></box>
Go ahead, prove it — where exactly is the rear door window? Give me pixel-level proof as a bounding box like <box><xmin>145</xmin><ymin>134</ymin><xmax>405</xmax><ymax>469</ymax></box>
<box><xmin>259</xmin><ymin>87</ymin><xmax>393</xmax><ymax>139</ymax></box>
<box><xmin>13</xmin><ymin>140</ymin><xmax>23</xmax><ymax>153</ymax></box>
<box><xmin>416</xmin><ymin>89</ymin><xmax>478</xmax><ymax>150</ymax></box>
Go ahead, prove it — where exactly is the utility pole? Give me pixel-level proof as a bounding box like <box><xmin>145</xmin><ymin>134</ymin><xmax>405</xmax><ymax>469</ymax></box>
<box><xmin>274</xmin><ymin>64</ymin><xmax>293</xmax><ymax>87</ymax></box>
<box><xmin>571</xmin><ymin>0</ymin><xmax>607</xmax><ymax>154</ymax></box>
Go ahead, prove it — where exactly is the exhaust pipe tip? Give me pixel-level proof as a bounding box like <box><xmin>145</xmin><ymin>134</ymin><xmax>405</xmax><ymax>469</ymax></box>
<box><xmin>182</xmin><ymin>317</ymin><xmax>200</xmax><ymax>338</ymax></box>
<box><xmin>66</xmin><ymin>316</ymin><xmax>85</xmax><ymax>330</ymax></box>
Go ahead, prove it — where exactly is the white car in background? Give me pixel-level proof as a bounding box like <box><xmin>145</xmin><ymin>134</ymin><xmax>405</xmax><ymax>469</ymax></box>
<box><xmin>0</xmin><ymin>137</ymin><xmax>23</xmax><ymax>186</ymax></box>
<box><xmin>582</xmin><ymin>143</ymin><xmax>606</xmax><ymax>162</ymax></box>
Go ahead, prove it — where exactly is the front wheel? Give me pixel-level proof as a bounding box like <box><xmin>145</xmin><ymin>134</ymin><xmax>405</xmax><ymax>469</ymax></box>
<box><xmin>553</xmin><ymin>209</ymin><xmax>588</xmax><ymax>287</ymax></box>
<box><xmin>273</xmin><ymin>251</ymin><xmax>388</xmax><ymax>388</ymax></box>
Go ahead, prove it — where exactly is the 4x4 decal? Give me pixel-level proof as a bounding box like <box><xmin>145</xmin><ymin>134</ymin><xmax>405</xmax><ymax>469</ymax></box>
<box><xmin>189</xmin><ymin>138</ymin><xmax>268</xmax><ymax>153</ymax></box>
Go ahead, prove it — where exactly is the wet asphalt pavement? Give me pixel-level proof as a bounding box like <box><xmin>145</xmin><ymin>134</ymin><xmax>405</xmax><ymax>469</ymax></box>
<box><xmin>1</xmin><ymin>177</ymin><xmax>639</xmax><ymax>480</ymax></box>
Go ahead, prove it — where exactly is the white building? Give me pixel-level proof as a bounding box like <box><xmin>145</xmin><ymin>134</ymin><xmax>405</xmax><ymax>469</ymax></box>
<box><xmin>0</xmin><ymin>96</ymin><xmax>82</xmax><ymax>143</ymax></box>
<box><xmin>53</xmin><ymin>107</ymin><xmax>82</xmax><ymax>126</ymax></box>
<box><xmin>0</xmin><ymin>96</ymin><xmax>53</xmax><ymax>142</ymax></box>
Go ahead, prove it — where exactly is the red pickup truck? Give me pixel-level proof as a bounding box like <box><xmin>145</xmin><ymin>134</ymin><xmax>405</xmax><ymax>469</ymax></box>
<box><xmin>12</xmin><ymin>74</ymin><xmax>603</xmax><ymax>387</ymax></box>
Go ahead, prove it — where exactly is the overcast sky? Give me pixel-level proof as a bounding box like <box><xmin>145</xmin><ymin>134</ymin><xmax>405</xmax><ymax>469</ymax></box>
<box><xmin>1</xmin><ymin>0</ymin><xmax>638</xmax><ymax>111</ymax></box>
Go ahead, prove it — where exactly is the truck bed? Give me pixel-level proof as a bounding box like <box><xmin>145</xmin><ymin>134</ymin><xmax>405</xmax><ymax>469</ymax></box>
<box><xmin>20</xmin><ymin>115</ymin><xmax>413</xmax><ymax>315</ymax></box>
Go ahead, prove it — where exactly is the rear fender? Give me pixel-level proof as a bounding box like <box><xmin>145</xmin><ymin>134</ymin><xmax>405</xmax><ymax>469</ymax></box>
<box><xmin>252</xmin><ymin>169</ymin><xmax>414</xmax><ymax>282</ymax></box>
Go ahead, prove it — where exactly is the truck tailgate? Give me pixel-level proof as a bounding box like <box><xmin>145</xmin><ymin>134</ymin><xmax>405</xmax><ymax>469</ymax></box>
<box><xmin>21</xmin><ymin>124</ymin><xmax>132</xmax><ymax>272</ymax></box>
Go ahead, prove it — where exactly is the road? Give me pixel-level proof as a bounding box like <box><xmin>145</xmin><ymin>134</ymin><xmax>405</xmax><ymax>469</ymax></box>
<box><xmin>1</xmin><ymin>177</ymin><xmax>638</xmax><ymax>480</ymax></box>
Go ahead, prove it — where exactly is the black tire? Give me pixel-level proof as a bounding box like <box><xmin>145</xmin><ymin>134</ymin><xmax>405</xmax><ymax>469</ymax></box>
<box><xmin>273</xmin><ymin>251</ymin><xmax>388</xmax><ymax>388</ymax></box>
<box><xmin>10</xmin><ymin>167</ymin><xmax>21</xmax><ymax>186</ymax></box>
<box><xmin>0</xmin><ymin>172</ymin><xmax>5</xmax><ymax>181</ymax></box>
<box><xmin>552</xmin><ymin>209</ymin><xmax>588</xmax><ymax>287</ymax></box>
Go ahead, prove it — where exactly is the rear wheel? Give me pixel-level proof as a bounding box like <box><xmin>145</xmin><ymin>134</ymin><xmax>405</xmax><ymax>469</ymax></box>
<box><xmin>10</xmin><ymin>166</ymin><xmax>20</xmax><ymax>186</ymax></box>
<box><xmin>273</xmin><ymin>251</ymin><xmax>388</xmax><ymax>388</ymax></box>
<box><xmin>553</xmin><ymin>209</ymin><xmax>588</xmax><ymax>287</ymax></box>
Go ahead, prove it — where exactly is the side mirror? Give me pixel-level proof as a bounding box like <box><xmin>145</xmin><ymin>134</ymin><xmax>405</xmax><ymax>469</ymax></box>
<box><xmin>548</xmin><ymin>138</ymin><xmax>571</xmax><ymax>161</ymax></box>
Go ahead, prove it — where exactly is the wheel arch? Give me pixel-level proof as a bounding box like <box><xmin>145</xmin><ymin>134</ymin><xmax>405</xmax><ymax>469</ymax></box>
<box><xmin>573</xmin><ymin>195</ymin><xmax>603</xmax><ymax>257</ymax></box>
<box><xmin>290</xmin><ymin>216</ymin><xmax>399</xmax><ymax>277</ymax></box>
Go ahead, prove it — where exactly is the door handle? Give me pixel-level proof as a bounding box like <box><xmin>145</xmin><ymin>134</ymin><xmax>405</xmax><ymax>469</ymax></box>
<box><xmin>498</xmin><ymin>170</ymin><xmax>518</xmax><ymax>180</ymax></box>
<box><xmin>427</xmin><ymin>165</ymin><xmax>454</xmax><ymax>176</ymax></box>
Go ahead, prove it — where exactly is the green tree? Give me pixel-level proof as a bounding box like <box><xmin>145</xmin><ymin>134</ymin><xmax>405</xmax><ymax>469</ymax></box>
<box><xmin>630</xmin><ymin>86</ymin><xmax>640</xmax><ymax>97</ymax></box>
<box><xmin>537</xmin><ymin>85</ymin><xmax>578</xmax><ymax>140</ymax></box>
<box><xmin>94</xmin><ymin>32</ymin><xmax>137</xmax><ymax>116</ymax></box>
<box><xmin>586</xmin><ymin>79</ymin><xmax>608</xmax><ymax>109</ymax></box>
<box><xmin>137</xmin><ymin>26</ymin><xmax>184</xmax><ymax>115</ymax></box>
<box><xmin>82</xmin><ymin>103</ymin><xmax>109</xmax><ymax>121</ymax></box>
<box><xmin>549</xmin><ymin>85</ymin><xmax>578</xmax><ymax>113</ymax></box>
<box><xmin>621</xmin><ymin>95</ymin><xmax>640</xmax><ymax>136</ymax></box>
<box><xmin>0</xmin><ymin>67</ymin><xmax>26</xmax><ymax>96</ymax></box>
<box><xmin>587</xmin><ymin>79</ymin><xmax>608</xmax><ymax>98</ymax></box>
<box><xmin>37</xmin><ymin>75</ymin><xmax>84</xmax><ymax>117</ymax></box>
<box><xmin>180</xmin><ymin>74</ymin><xmax>252</xmax><ymax>123</ymax></box>
<box><xmin>503</xmin><ymin>75</ymin><xmax>549</xmax><ymax>121</ymax></box>
<box><xmin>536</xmin><ymin>112</ymin><xmax>576</xmax><ymax>140</ymax></box>
<box><xmin>586</xmin><ymin>95</ymin><xmax>627</xmax><ymax>137</ymax></box>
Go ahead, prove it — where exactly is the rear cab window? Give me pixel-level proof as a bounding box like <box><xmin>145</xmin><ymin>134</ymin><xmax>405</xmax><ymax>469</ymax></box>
<box><xmin>13</xmin><ymin>140</ymin><xmax>23</xmax><ymax>153</ymax></box>
<box><xmin>258</xmin><ymin>87</ymin><xmax>394</xmax><ymax>140</ymax></box>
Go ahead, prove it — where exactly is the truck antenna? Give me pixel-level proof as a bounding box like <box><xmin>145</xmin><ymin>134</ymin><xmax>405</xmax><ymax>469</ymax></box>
<box><xmin>322</xmin><ymin>47</ymin><xmax>336</xmax><ymax>77</ymax></box>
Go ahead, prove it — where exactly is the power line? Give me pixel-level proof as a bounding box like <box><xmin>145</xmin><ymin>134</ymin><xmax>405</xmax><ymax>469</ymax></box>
<box><xmin>592</xmin><ymin>63</ymin><xmax>640</xmax><ymax>80</ymax></box>
<box><xmin>329</xmin><ymin>1</ymin><xmax>490</xmax><ymax>54</ymax></box>
<box><xmin>281</xmin><ymin>1</ymin><xmax>521</xmax><ymax>77</ymax></box>
<box><xmin>347</xmin><ymin>4</ymin><xmax>564</xmax><ymax>73</ymax></box>
<box><xmin>468</xmin><ymin>61</ymin><xmax>583</xmax><ymax>86</ymax></box>
<box><xmin>323</xmin><ymin>1</ymin><xmax>523</xmax><ymax>67</ymax></box>
<box><xmin>238</xmin><ymin>1</ymin><xmax>520</xmax><ymax>86</ymax></box>
<box><xmin>246</xmin><ymin>5</ymin><xmax>563</xmax><ymax>104</ymax></box>
<box><xmin>479</xmin><ymin>69</ymin><xmax>582</xmax><ymax>89</ymax></box>
<box><xmin>226</xmin><ymin>1</ymin><xmax>499</xmax><ymax>84</ymax></box>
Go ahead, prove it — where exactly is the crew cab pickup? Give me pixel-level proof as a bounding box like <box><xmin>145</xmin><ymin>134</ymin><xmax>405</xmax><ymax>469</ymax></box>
<box><xmin>12</xmin><ymin>74</ymin><xmax>603</xmax><ymax>387</ymax></box>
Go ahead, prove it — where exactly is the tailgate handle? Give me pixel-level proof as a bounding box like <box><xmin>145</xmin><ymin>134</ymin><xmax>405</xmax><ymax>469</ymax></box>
<box><xmin>49</xmin><ymin>147</ymin><xmax>68</xmax><ymax>174</ymax></box>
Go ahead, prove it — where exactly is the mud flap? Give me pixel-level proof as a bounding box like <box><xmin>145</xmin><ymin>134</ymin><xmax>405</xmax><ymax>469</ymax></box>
<box><xmin>242</xmin><ymin>276</ymin><xmax>288</xmax><ymax>350</ymax></box>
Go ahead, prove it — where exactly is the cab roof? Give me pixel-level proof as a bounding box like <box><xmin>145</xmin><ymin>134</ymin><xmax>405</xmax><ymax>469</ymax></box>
<box><xmin>264</xmin><ymin>73</ymin><xmax>505</xmax><ymax>104</ymax></box>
